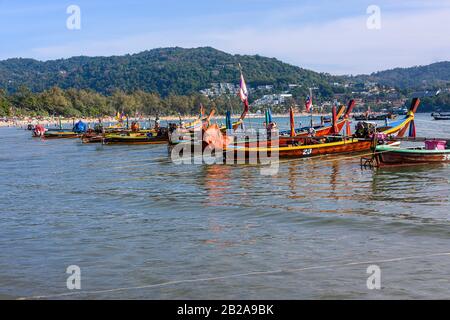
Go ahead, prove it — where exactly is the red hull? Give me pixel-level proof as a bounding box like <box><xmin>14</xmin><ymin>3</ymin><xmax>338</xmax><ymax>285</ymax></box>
<box><xmin>224</xmin><ymin>139</ymin><xmax>372</xmax><ymax>161</ymax></box>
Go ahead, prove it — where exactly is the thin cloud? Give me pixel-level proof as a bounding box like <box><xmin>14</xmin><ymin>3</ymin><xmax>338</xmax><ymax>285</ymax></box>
<box><xmin>204</xmin><ymin>8</ymin><xmax>450</xmax><ymax>74</ymax></box>
<box><xmin>29</xmin><ymin>5</ymin><xmax>450</xmax><ymax>75</ymax></box>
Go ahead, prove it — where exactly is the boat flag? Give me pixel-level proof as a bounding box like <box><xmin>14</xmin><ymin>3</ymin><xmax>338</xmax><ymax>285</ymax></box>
<box><xmin>305</xmin><ymin>96</ymin><xmax>313</xmax><ymax>113</ymax></box>
<box><xmin>239</xmin><ymin>72</ymin><xmax>249</xmax><ymax>109</ymax></box>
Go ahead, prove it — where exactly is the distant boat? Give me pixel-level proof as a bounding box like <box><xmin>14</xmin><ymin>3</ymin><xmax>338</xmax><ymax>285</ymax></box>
<box><xmin>431</xmin><ymin>112</ymin><xmax>450</xmax><ymax>120</ymax></box>
<box><xmin>393</xmin><ymin>108</ymin><xmax>408</xmax><ymax>116</ymax></box>
<box><xmin>322</xmin><ymin>116</ymin><xmax>332</xmax><ymax>123</ymax></box>
<box><xmin>353</xmin><ymin>113</ymin><xmax>397</xmax><ymax>121</ymax></box>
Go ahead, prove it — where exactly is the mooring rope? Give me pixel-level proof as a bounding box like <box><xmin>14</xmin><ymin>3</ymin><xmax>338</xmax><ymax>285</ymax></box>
<box><xmin>18</xmin><ymin>251</ymin><xmax>450</xmax><ymax>300</ymax></box>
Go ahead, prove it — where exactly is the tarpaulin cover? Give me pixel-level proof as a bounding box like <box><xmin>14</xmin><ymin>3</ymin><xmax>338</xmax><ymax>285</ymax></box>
<box><xmin>73</xmin><ymin>121</ymin><xmax>87</xmax><ymax>133</ymax></box>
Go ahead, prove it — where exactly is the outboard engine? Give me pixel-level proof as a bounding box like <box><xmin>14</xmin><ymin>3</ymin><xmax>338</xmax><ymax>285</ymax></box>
<box><xmin>354</xmin><ymin>121</ymin><xmax>376</xmax><ymax>138</ymax></box>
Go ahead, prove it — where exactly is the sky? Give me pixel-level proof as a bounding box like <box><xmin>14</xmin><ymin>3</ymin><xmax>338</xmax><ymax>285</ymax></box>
<box><xmin>1</xmin><ymin>0</ymin><xmax>450</xmax><ymax>75</ymax></box>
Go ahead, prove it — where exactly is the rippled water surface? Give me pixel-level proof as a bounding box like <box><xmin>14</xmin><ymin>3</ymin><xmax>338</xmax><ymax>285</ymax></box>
<box><xmin>0</xmin><ymin>114</ymin><xmax>449</xmax><ymax>299</ymax></box>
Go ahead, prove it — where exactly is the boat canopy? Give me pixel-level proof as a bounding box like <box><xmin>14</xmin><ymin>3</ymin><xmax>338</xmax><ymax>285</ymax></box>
<box><xmin>73</xmin><ymin>121</ymin><xmax>87</xmax><ymax>133</ymax></box>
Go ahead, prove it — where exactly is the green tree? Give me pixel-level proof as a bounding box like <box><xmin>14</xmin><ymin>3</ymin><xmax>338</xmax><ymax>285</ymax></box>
<box><xmin>39</xmin><ymin>87</ymin><xmax>74</xmax><ymax>116</ymax></box>
<box><xmin>0</xmin><ymin>89</ymin><xmax>11</xmax><ymax>116</ymax></box>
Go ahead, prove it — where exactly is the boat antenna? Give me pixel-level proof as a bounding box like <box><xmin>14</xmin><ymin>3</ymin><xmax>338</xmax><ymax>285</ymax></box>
<box><xmin>308</xmin><ymin>87</ymin><xmax>319</xmax><ymax>128</ymax></box>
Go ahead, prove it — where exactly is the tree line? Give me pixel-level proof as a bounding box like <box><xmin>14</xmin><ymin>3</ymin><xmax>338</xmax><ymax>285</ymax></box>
<box><xmin>2</xmin><ymin>85</ymin><xmax>448</xmax><ymax>118</ymax></box>
<box><xmin>0</xmin><ymin>86</ymin><xmax>246</xmax><ymax>118</ymax></box>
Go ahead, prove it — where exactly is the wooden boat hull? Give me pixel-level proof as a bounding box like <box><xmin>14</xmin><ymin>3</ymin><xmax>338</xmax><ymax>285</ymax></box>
<box><xmin>80</xmin><ymin>128</ymin><xmax>152</xmax><ymax>143</ymax></box>
<box><xmin>81</xmin><ymin>134</ymin><xmax>104</xmax><ymax>143</ymax></box>
<box><xmin>168</xmin><ymin>130</ymin><xmax>195</xmax><ymax>145</ymax></box>
<box><xmin>43</xmin><ymin>132</ymin><xmax>80</xmax><ymax>139</ymax></box>
<box><xmin>103</xmin><ymin>135</ymin><xmax>168</xmax><ymax>145</ymax></box>
<box><xmin>375</xmin><ymin>145</ymin><xmax>450</xmax><ymax>167</ymax></box>
<box><xmin>433</xmin><ymin>116</ymin><xmax>450</xmax><ymax>120</ymax></box>
<box><xmin>224</xmin><ymin>138</ymin><xmax>373</xmax><ymax>161</ymax></box>
<box><xmin>278</xmin><ymin>140</ymin><xmax>372</xmax><ymax>159</ymax></box>
<box><xmin>431</xmin><ymin>112</ymin><xmax>450</xmax><ymax>120</ymax></box>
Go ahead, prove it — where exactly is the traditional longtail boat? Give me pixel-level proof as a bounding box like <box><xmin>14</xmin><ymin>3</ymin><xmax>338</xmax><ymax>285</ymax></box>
<box><xmin>36</xmin><ymin>120</ymin><xmax>87</xmax><ymax>139</ymax></box>
<box><xmin>221</xmin><ymin>118</ymin><xmax>371</xmax><ymax>160</ymax></box>
<box><xmin>221</xmin><ymin>98</ymin><xmax>420</xmax><ymax>161</ymax></box>
<box><xmin>43</xmin><ymin>131</ymin><xmax>80</xmax><ymax>139</ymax></box>
<box><xmin>353</xmin><ymin>113</ymin><xmax>397</xmax><ymax>121</ymax></box>
<box><xmin>208</xmin><ymin>100</ymin><xmax>353</xmax><ymax>151</ymax></box>
<box><xmin>32</xmin><ymin>126</ymin><xmax>67</xmax><ymax>138</ymax></box>
<box><xmin>171</xmin><ymin>69</ymin><xmax>251</xmax><ymax>153</ymax></box>
<box><xmin>373</xmin><ymin>141</ymin><xmax>450</xmax><ymax>167</ymax></box>
<box><xmin>103</xmin><ymin>129</ymin><xmax>168</xmax><ymax>145</ymax></box>
<box><xmin>431</xmin><ymin>112</ymin><xmax>450</xmax><ymax>120</ymax></box>
<box><xmin>224</xmin><ymin>136</ymin><xmax>374</xmax><ymax>160</ymax></box>
<box><xmin>81</xmin><ymin>118</ymin><xmax>161</xmax><ymax>144</ymax></box>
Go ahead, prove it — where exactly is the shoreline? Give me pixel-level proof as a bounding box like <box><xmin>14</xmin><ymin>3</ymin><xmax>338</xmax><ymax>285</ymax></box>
<box><xmin>0</xmin><ymin>112</ymin><xmax>331</xmax><ymax>128</ymax></box>
<box><xmin>5</xmin><ymin>111</ymin><xmax>419</xmax><ymax>128</ymax></box>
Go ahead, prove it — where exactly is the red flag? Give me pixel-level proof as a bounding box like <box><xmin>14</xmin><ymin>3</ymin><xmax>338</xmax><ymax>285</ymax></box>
<box><xmin>305</xmin><ymin>96</ymin><xmax>312</xmax><ymax>113</ymax></box>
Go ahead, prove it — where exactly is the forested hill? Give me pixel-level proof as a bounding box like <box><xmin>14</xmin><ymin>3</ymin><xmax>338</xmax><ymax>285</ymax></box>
<box><xmin>0</xmin><ymin>47</ymin><xmax>336</xmax><ymax>96</ymax></box>
<box><xmin>354</xmin><ymin>61</ymin><xmax>450</xmax><ymax>89</ymax></box>
<box><xmin>2</xmin><ymin>47</ymin><xmax>449</xmax><ymax>96</ymax></box>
